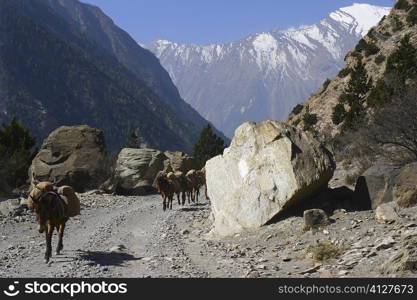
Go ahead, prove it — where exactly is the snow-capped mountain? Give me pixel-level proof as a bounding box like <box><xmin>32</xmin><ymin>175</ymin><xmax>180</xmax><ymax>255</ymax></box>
<box><xmin>147</xmin><ymin>3</ymin><xmax>390</xmax><ymax>137</ymax></box>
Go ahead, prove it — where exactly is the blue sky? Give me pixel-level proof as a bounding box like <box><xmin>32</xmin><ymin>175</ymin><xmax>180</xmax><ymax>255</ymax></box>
<box><xmin>80</xmin><ymin>0</ymin><xmax>395</xmax><ymax>45</ymax></box>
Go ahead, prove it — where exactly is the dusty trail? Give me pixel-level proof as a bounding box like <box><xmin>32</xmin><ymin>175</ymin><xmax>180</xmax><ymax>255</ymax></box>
<box><xmin>1</xmin><ymin>193</ymin><xmax>416</xmax><ymax>278</ymax></box>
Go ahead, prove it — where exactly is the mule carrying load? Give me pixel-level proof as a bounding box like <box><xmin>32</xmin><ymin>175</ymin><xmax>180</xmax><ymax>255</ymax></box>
<box><xmin>27</xmin><ymin>181</ymin><xmax>80</xmax><ymax>263</ymax></box>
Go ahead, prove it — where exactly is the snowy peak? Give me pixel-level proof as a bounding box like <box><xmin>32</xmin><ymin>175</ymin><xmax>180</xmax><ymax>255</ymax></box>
<box><xmin>149</xmin><ymin>4</ymin><xmax>390</xmax><ymax>70</ymax></box>
<box><xmin>331</xmin><ymin>3</ymin><xmax>391</xmax><ymax>35</ymax></box>
<box><xmin>146</xmin><ymin>3</ymin><xmax>391</xmax><ymax>137</ymax></box>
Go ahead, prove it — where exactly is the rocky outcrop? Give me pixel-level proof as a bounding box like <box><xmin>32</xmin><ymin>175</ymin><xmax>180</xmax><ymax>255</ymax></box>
<box><xmin>164</xmin><ymin>151</ymin><xmax>200</xmax><ymax>172</ymax></box>
<box><xmin>392</xmin><ymin>162</ymin><xmax>417</xmax><ymax>208</ymax></box>
<box><xmin>206</xmin><ymin>121</ymin><xmax>335</xmax><ymax>236</ymax></box>
<box><xmin>29</xmin><ymin>125</ymin><xmax>109</xmax><ymax>193</ymax></box>
<box><xmin>355</xmin><ymin>163</ymin><xmax>417</xmax><ymax>210</ymax></box>
<box><xmin>354</xmin><ymin>165</ymin><xmax>402</xmax><ymax>210</ymax></box>
<box><xmin>110</xmin><ymin>148</ymin><xmax>168</xmax><ymax>195</ymax></box>
<box><xmin>102</xmin><ymin>149</ymin><xmax>201</xmax><ymax>195</ymax></box>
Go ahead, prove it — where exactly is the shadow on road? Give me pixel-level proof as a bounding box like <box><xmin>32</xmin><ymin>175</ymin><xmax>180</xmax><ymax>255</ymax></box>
<box><xmin>78</xmin><ymin>250</ymin><xmax>141</xmax><ymax>266</ymax></box>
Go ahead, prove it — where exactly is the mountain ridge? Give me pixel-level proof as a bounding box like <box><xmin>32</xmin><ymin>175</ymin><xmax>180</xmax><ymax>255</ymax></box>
<box><xmin>147</xmin><ymin>3</ymin><xmax>390</xmax><ymax>137</ymax></box>
<box><xmin>0</xmin><ymin>0</ymin><xmax>227</xmax><ymax>153</ymax></box>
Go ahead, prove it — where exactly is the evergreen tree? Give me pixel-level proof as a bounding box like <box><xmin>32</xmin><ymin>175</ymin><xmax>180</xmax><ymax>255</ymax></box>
<box><xmin>339</xmin><ymin>60</ymin><xmax>372</xmax><ymax>129</ymax></box>
<box><xmin>125</xmin><ymin>129</ymin><xmax>144</xmax><ymax>149</ymax></box>
<box><xmin>0</xmin><ymin>117</ymin><xmax>37</xmax><ymax>188</ymax></box>
<box><xmin>193</xmin><ymin>124</ymin><xmax>225</xmax><ymax>167</ymax></box>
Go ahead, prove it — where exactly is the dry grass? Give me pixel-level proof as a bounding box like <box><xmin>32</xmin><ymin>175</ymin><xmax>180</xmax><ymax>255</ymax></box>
<box><xmin>307</xmin><ymin>242</ymin><xmax>344</xmax><ymax>262</ymax></box>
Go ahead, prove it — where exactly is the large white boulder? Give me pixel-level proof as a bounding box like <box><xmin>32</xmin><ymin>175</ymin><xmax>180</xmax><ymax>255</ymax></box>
<box><xmin>206</xmin><ymin>121</ymin><xmax>335</xmax><ymax>236</ymax></box>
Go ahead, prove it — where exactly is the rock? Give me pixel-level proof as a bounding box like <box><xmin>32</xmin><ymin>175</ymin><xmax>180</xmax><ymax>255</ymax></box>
<box><xmin>375</xmin><ymin>237</ymin><xmax>396</xmax><ymax>251</ymax></box>
<box><xmin>381</xmin><ymin>231</ymin><xmax>417</xmax><ymax>274</ymax></box>
<box><xmin>0</xmin><ymin>199</ymin><xmax>25</xmax><ymax>217</ymax></box>
<box><xmin>29</xmin><ymin>125</ymin><xmax>109</xmax><ymax>193</ymax></box>
<box><xmin>375</xmin><ymin>202</ymin><xmax>400</xmax><ymax>224</ymax></box>
<box><xmin>206</xmin><ymin>121</ymin><xmax>335</xmax><ymax>236</ymax></box>
<box><xmin>392</xmin><ymin>163</ymin><xmax>417</xmax><ymax>208</ymax></box>
<box><xmin>300</xmin><ymin>264</ymin><xmax>322</xmax><ymax>274</ymax></box>
<box><xmin>303</xmin><ymin>209</ymin><xmax>331</xmax><ymax>231</ymax></box>
<box><xmin>110</xmin><ymin>148</ymin><xmax>168</xmax><ymax>195</ymax></box>
<box><xmin>181</xmin><ymin>229</ymin><xmax>190</xmax><ymax>235</ymax></box>
<box><xmin>338</xmin><ymin>270</ymin><xmax>349</xmax><ymax>276</ymax></box>
<box><xmin>354</xmin><ymin>164</ymin><xmax>402</xmax><ymax>210</ymax></box>
<box><xmin>109</xmin><ymin>244</ymin><xmax>126</xmax><ymax>252</ymax></box>
<box><xmin>163</xmin><ymin>152</ymin><xmax>200</xmax><ymax>173</ymax></box>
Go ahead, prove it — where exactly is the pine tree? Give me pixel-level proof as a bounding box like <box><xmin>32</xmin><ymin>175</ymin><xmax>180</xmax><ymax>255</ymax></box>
<box><xmin>193</xmin><ymin>124</ymin><xmax>225</xmax><ymax>167</ymax></box>
<box><xmin>339</xmin><ymin>60</ymin><xmax>372</xmax><ymax>129</ymax></box>
<box><xmin>0</xmin><ymin>117</ymin><xmax>37</xmax><ymax>188</ymax></box>
<box><xmin>125</xmin><ymin>129</ymin><xmax>144</xmax><ymax>149</ymax></box>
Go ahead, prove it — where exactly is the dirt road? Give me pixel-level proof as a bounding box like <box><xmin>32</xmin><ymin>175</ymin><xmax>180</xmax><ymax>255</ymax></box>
<box><xmin>1</xmin><ymin>193</ymin><xmax>416</xmax><ymax>278</ymax></box>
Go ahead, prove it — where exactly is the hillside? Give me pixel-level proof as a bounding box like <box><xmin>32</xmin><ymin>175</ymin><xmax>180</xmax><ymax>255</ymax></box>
<box><xmin>0</xmin><ymin>0</ymin><xmax>225</xmax><ymax>153</ymax></box>
<box><xmin>148</xmin><ymin>4</ymin><xmax>390</xmax><ymax>137</ymax></box>
<box><xmin>288</xmin><ymin>0</ymin><xmax>417</xmax><ymax>141</ymax></box>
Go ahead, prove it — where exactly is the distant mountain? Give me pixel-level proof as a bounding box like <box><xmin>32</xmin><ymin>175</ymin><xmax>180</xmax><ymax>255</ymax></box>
<box><xmin>148</xmin><ymin>3</ymin><xmax>390</xmax><ymax>137</ymax></box>
<box><xmin>0</xmin><ymin>0</ymin><xmax>225</xmax><ymax>153</ymax></box>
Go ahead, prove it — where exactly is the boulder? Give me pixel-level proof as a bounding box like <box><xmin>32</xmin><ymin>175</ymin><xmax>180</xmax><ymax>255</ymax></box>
<box><xmin>354</xmin><ymin>164</ymin><xmax>402</xmax><ymax>210</ymax></box>
<box><xmin>29</xmin><ymin>125</ymin><xmax>109</xmax><ymax>193</ymax></box>
<box><xmin>112</xmin><ymin>148</ymin><xmax>168</xmax><ymax>195</ymax></box>
<box><xmin>392</xmin><ymin>162</ymin><xmax>417</xmax><ymax>208</ymax></box>
<box><xmin>164</xmin><ymin>151</ymin><xmax>200</xmax><ymax>173</ymax></box>
<box><xmin>303</xmin><ymin>209</ymin><xmax>331</xmax><ymax>231</ymax></box>
<box><xmin>206</xmin><ymin>121</ymin><xmax>335</xmax><ymax>236</ymax></box>
<box><xmin>375</xmin><ymin>202</ymin><xmax>400</xmax><ymax>224</ymax></box>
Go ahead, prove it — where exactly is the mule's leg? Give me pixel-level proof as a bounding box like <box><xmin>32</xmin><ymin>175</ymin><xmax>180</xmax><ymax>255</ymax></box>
<box><xmin>181</xmin><ymin>192</ymin><xmax>186</xmax><ymax>205</ymax></box>
<box><xmin>205</xmin><ymin>184</ymin><xmax>209</xmax><ymax>200</ymax></box>
<box><xmin>177</xmin><ymin>193</ymin><xmax>181</xmax><ymax>205</ymax></box>
<box><xmin>162</xmin><ymin>195</ymin><xmax>166</xmax><ymax>211</ymax></box>
<box><xmin>44</xmin><ymin>224</ymin><xmax>54</xmax><ymax>263</ymax></box>
<box><xmin>56</xmin><ymin>222</ymin><xmax>66</xmax><ymax>255</ymax></box>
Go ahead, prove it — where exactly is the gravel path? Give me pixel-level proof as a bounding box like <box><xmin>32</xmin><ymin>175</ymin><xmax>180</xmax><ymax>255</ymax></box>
<box><xmin>1</xmin><ymin>193</ymin><xmax>416</xmax><ymax>278</ymax></box>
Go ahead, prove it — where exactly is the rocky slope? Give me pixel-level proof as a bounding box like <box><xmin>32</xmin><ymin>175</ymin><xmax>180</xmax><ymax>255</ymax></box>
<box><xmin>148</xmin><ymin>4</ymin><xmax>390</xmax><ymax>137</ymax></box>
<box><xmin>0</xmin><ymin>0</ymin><xmax>225</xmax><ymax>153</ymax></box>
<box><xmin>288</xmin><ymin>0</ymin><xmax>417</xmax><ymax>137</ymax></box>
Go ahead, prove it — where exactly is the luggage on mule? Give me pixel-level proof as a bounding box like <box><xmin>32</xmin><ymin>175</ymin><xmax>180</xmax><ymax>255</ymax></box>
<box><xmin>27</xmin><ymin>182</ymin><xmax>80</xmax><ymax>217</ymax></box>
<box><xmin>57</xmin><ymin>186</ymin><xmax>80</xmax><ymax>217</ymax></box>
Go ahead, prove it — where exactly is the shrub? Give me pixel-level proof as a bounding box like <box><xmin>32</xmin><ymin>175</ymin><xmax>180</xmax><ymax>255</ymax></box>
<box><xmin>375</xmin><ymin>54</ymin><xmax>386</xmax><ymax>65</ymax></box>
<box><xmin>395</xmin><ymin>0</ymin><xmax>411</xmax><ymax>10</ymax></box>
<box><xmin>391</xmin><ymin>16</ymin><xmax>404</xmax><ymax>32</ymax></box>
<box><xmin>307</xmin><ymin>242</ymin><xmax>344</xmax><ymax>262</ymax></box>
<box><xmin>351</xmin><ymin>51</ymin><xmax>364</xmax><ymax>61</ymax></box>
<box><xmin>386</xmin><ymin>34</ymin><xmax>417</xmax><ymax>84</ymax></box>
<box><xmin>291</xmin><ymin>104</ymin><xmax>304</xmax><ymax>115</ymax></box>
<box><xmin>355</xmin><ymin>39</ymin><xmax>380</xmax><ymax>56</ymax></box>
<box><xmin>332</xmin><ymin>104</ymin><xmax>346</xmax><ymax>125</ymax></box>
<box><xmin>320</xmin><ymin>79</ymin><xmax>331</xmax><ymax>94</ymax></box>
<box><xmin>302</xmin><ymin>112</ymin><xmax>318</xmax><ymax>131</ymax></box>
<box><xmin>367</xmin><ymin>79</ymin><xmax>392</xmax><ymax>107</ymax></box>
<box><xmin>338</xmin><ymin>68</ymin><xmax>351</xmax><ymax>78</ymax></box>
<box><xmin>0</xmin><ymin>118</ymin><xmax>37</xmax><ymax>189</ymax></box>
